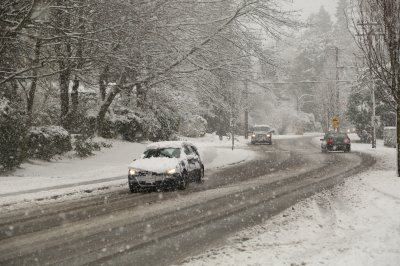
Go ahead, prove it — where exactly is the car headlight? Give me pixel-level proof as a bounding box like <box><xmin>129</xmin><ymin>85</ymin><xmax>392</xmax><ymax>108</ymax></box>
<box><xmin>266</xmin><ymin>134</ymin><xmax>271</xmax><ymax>137</ymax></box>
<box><xmin>251</xmin><ymin>134</ymin><xmax>256</xmax><ymax>137</ymax></box>
<box><xmin>167</xmin><ymin>168</ymin><xmax>176</xmax><ymax>175</ymax></box>
<box><xmin>129</xmin><ymin>168</ymin><xmax>137</xmax><ymax>175</ymax></box>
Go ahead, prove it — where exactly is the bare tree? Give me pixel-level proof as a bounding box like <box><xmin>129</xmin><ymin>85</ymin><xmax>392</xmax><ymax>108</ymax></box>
<box><xmin>1</xmin><ymin>0</ymin><xmax>299</xmax><ymax>136</ymax></box>
<box><xmin>351</xmin><ymin>0</ymin><xmax>400</xmax><ymax>175</ymax></box>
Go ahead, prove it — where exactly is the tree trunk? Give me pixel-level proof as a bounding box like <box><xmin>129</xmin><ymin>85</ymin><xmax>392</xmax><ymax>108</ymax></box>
<box><xmin>70</xmin><ymin>78</ymin><xmax>79</xmax><ymax>113</ymax></box>
<box><xmin>69</xmin><ymin>14</ymin><xmax>85</xmax><ymax>119</ymax></box>
<box><xmin>99</xmin><ymin>65</ymin><xmax>109</xmax><ymax>102</ymax></box>
<box><xmin>96</xmin><ymin>72</ymin><xmax>127</xmax><ymax>135</ymax></box>
<box><xmin>121</xmin><ymin>87</ymin><xmax>132</xmax><ymax>106</ymax></box>
<box><xmin>59</xmin><ymin>60</ymin><xmax>70</xmax><ymax>128</ymax></box>
<box><xmin>96</xmin><ymin>86</ymin><xmax>120</xmax><ymax>135</ymax></box>
<box><xmin>136</xmin><ymin>82</ymin><xmax>146</xmax><ymax>108</ymax></box>
<box><xmin>27</xmin><ymin>39</ymin><xmax>41</xmax><ymax>118</ymax></box>
<box><xmin>54</xmin><ymin>1</ymin><xmax>72</xmax><ymax>129</ymax></box>
<box><xmin>397</xmin><ymin>100</ymin><xmax>400</xmax><ymax>177</ymax></box>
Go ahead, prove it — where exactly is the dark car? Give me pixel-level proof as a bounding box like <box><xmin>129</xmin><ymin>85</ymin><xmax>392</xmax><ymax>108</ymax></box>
<box><xmin>250</xmin><ymin>125</ymin><xmax>273</xmax><ymax>145</ymax></box>
<box><xmin>321</xmin><ymin>132</ymin><xmax>351</xmax><ymax>153</ymax></box>
<box><xmin>128</xmin><ymin>141</ymin><xmax>204</xmax><ymax>192</ymax></box>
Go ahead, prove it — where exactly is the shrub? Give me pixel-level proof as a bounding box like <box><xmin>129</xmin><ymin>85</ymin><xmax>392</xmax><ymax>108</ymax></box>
<box><xmin>383</xmin><ymin>127</ymin><xmax>396</xmax><ymax>148</ymax></box>
<box><xmin>27</xmin><ymin>126</ymin><xmax>72</xmax><ymax>160</ymax></box>
<box><xmin>141</xmin><ymin>112</ymin><xmax>162</xmax><ymax>141</ymax></box>
<box><xmin>73</xmin><ymin>135</ymin><xmax>99</xmax><ymax>158</ymax></box>
<box><xmin>179</xmin><ymin>115</ymin><xmax>208</xmax><ymax>137</ymax></box>
<box><xmin>100</xmin><ymin>116</ymin><xmax>116</xmax><ymax>139</ymax></box>
<box><xmin>139</xmin><ymin>108</ymin><xmax>180</xmax><ymax>141</ymax></box>
<box><xmin>113</xmin><ymin>111</ymin><xmax>142</xmax><ymax>141</ymax></box>
<box><xmin>73</xmin><ymin>135</ymin><xmax>112</xmax><ymax>158</ymax></box>
<box><xmin>156</xmin><ymin>108</ymin><xmax>180</xmax><ymax>140</ymax></box>
<box><xmin>0</xmin><ymin>98</ymin><xmax>27</xmax><ymax>170</ymax></box>
<box><xmin>81</xmin><ymin>114</ymin><xmax>97</xmax><ymax>136</ymax></box>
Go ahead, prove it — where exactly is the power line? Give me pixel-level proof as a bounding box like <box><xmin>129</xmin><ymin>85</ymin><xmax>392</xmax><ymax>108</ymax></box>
<box><xmin>253</xmin><ymin>80</ymin><xmax>354</xmax><ymax>85</ymax></box>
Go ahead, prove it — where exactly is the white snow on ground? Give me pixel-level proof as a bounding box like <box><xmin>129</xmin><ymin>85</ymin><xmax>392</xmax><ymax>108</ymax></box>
<box><xmin>0</xmin><ymin>134</ymin><xmax>257</xmax><ymax>208</ymax></box>
<box><xmin>180</xmin><ymin>138</ymin><xmax>400</xmax><ymax>266</ymax></box>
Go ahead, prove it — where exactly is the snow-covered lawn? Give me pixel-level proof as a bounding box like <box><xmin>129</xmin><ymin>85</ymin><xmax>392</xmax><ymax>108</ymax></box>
<box><xmin>180</xmin><ymin>139</ymin><xmax>400</xmax><ymax>266</ymax></box>
<box><xmin>0</xmin><ymin>134</ymin><xmax>257</xmax><ymax>207</ymax></box>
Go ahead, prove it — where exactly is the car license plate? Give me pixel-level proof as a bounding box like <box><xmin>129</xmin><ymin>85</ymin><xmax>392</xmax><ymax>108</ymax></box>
<box><xmin>138</xmin><ymin>175</ymin><xmax>156</xmax><ymax>183</ymax></box>
<box><xmin>333</xmin><ymin>145</ymin><xmax>337</xmax><ymax>150</ymax></box>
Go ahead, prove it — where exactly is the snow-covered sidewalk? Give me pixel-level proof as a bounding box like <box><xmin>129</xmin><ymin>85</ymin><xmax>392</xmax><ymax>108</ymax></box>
<box><xmin>0</xmin><ymin>134</ymin><xmax>256</xmax><ymax>208</ymax></box>
<box><xmin>180</xmin><ymin>140</ymin><xmax>400</xmax><ymax>266</ymax></box>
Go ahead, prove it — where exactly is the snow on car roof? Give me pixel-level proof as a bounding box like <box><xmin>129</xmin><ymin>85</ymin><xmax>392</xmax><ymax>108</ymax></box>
<box><xmin>145</xmin><ymin>141</ymin><xmax>194</xmax><ymax>149</ymax></box>
<box><xmin>253</xmin><ymin>124</ymin><xmax>271</xmax><ymax>127</ymax></box>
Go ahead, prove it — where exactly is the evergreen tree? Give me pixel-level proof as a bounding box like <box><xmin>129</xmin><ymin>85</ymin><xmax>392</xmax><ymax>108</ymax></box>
<box><xmin>346</xmin><ymin>71</ymin><xmax>396</xmax><ymax>138</ymax></box>
<box><xmin>0</xmin><ymin>99</ymin><xmax>27</xmax><ymax>171</ymax></box>
<box><xmin>308</xmin><ymin>7</ymin><xmax>333</xmax><ymax>35</ymax></box>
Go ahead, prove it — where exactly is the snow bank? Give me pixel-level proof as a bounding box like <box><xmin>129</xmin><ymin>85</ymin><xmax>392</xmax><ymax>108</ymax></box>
<box><xmin>0</xmin><ymin>135</ymin><xmax>257</xmax><ymax>207</ymax></box>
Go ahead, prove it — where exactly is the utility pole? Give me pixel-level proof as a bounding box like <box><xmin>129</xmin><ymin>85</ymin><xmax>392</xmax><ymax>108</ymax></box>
<box><xmin>326</xmin><ymin>46</ymin><xmax>342</xmax><ymax>132</ymax></box>
<box><xmin>356</xmin><ymin>22</ymin><xmax>383</xmax><ymax>149</ymax></box>
<box><xmin>372</xmin><ymin>82</ymin><xmax>376</xmax><ymax>148</ymax></box>
<box><xmin>244</xmin><ymin>80</ymin><xmax>249</xmax><ymax>139</ymax></box>
<box><xmin>335</xmin><ymin>46</ymin><xmax>340</xmax><ymax>132</ymax></box>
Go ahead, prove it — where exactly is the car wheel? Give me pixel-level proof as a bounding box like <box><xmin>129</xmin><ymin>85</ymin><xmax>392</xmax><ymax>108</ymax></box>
<box><xmin>196</xmin><ymin>167</ymin><xmax>204</xmax><ymax>184</ymax></box>
<box><xmin>178</xmin><ymin>171</ymin><xmax>188</xmax><ymax>190</ymax></box>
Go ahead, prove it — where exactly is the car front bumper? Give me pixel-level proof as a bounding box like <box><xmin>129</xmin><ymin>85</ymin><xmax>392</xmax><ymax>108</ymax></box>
<box><xmin>128</xmin><ymin>173</ymin><xmax>180</xmax><ymax>189</ymax></box>
<box><xmin>324</xmin><ymin>144</ymin><xmax>351</xmax><ymax>151</ymax></box>
<box><xmin>251</xmin><ymin>136</ymin><xmax>272</xmax><ymax>143</ymax></box>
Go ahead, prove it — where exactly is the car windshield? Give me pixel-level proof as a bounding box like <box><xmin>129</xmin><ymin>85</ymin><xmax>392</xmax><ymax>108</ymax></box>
<box><xmin>253</xmin><ymin>126</ymin><xmax>270</xmax><ymax>132</ymax></box>
<box><xmin>143</xmin><ymin>148</ymin><xmax>181</xmax><ymax>159</ymax></box>
<box><xmin>325</xmin><ymin>132</ymin><xmax>348</xmax><ymax>139</ymax></box>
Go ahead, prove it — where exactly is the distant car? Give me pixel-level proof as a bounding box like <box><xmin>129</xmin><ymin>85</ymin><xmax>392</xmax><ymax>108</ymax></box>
<box><xmin>250</xmin><ymin>125</ymin><xmax>273</xmax><ymax>145</ymax></box>
<box><xmin>128</xmin><ymin>141</ymin><xmax>204</xmax><ymax>192</ymax></box>
<box><xmin>320</xmin><ymin>132</ymin><xmax>351</xmax><ymax>153</ymax></box>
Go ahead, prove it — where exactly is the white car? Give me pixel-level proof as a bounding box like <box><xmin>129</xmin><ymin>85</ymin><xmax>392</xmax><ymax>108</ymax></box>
<box><xmin>128</xmin><ymin>141</ymin><xmax>204</xmax><ymax>192</ymax></box>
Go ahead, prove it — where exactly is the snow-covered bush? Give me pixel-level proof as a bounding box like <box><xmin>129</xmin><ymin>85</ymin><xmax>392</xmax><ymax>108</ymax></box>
<box><xmin>269</xmin><ymin>108</ymin><xmax>321</xmax><ymax>134</ymax></box>
<box><xmin>383</xmin><ymin>127</ymin><xmax>396</xmax><ymax>148</ymax></box>
<box><xmin>140</xmin><ymin>108</ymin><xmax>179</xmax><ymax>141</ymax></box>
<box><xmin>99</xmin><ymin>116</ymin><xmax>116</xmax><ymax>139</ymax></box>
<box><xmin>141</xmin><ymin>112</ymin><xmax>163</xmax><ymax>141</ymax></box>
<box><xmin>156</xmin><ymin>108</ymin><xmax>180</xmax><ymax>140</ymax></box>
<box><xmin>81</xmin><ymin>113</ymin><xmax>97</xmax><ymax>136</ymax></box>
<box><xmin>73</xmin><ymin>135</ymin><xmax>101</xmax><ymax>158</ymax></box>
<box><xmin>179</xmin><ymin>115</ymin><xmax>208</xmax><ymax>137</ymax></box>
<box><xmin>113</xmin><ymin>108</ymin><xmax>142</xmax><ymax>141</ymax></box>
<box><xmin>0</xmin><ymin>98</ymin><xmax>27</xmax><ymax>170</ymax></box>
<box><xmin>294</xmin><ymin>113</ymin><xmax>320</xmax><ymax>133</ymax></box>
<box><xmin>27</xmin><ymin>126</ymin><xmax>72</xmax><ymax>160</ymax></box>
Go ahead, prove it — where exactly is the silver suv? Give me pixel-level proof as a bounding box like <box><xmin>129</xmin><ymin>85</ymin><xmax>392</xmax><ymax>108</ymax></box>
<box><xmin>250</xmin><ymin>125</ymin><xmax>273</xmax><ymax>145</ymax></box>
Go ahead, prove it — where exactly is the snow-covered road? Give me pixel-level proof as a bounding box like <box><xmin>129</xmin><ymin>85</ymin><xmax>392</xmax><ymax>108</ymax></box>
<box><xmin>179</xmin><ymin>140</ymin><xmax>400</xmax><ymax>266</ymax></box>
<box><xmin>0</xmin><ymin>135</ymin><xmax>377</xmax><ymax>266</ymax></box>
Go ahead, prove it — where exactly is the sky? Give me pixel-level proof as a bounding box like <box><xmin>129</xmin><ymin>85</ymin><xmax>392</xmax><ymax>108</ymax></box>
<box><xmin>292</xmin><ymin>0</ymin><xmax>339</xmax><ymax>20</ymax></box>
